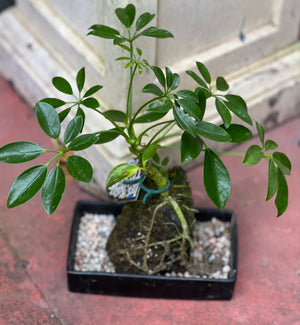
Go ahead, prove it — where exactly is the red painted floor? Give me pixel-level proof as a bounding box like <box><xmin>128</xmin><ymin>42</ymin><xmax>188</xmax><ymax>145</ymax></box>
<box><xmin>0</xmin><ymin>74</ymin><xmax>299</xmax><ymax>325</ymax></box>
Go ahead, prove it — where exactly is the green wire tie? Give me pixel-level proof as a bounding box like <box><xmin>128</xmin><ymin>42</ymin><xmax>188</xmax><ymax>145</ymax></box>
<box><xmin>123</xmin><ymin>176</ymin><xmax>171</xmax><ymax>204</ymax></box>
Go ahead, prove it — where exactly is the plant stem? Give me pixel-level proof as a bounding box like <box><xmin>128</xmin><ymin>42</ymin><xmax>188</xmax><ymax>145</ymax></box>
<box><xmin>216</xmin><ymin>151</ymin><xmax>245</xmax><ymax>157</ymax></box>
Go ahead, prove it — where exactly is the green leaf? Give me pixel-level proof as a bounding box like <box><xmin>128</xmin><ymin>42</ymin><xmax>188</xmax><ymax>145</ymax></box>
<box><xmin>58</xmin><ymin>107</ymin><xmax>71</xmax><ymax>122</ymax></box>
<box><xmin>215</xmin><ymin>98</ymin><xmax>232</xmax><ymax>128</ymax></box>
<box><xmin>165</xmin><ymin>67</ymin><xmax>173</xmax><ymax>89</ymax></box>
<box><xmin>161</xmin><ymin>157</ymin><xmax>169</xmax><ymax>166</ymax></box>
<box><xmin>256</xmin><ymin>122</ymin><xmax>265</xmax><ymax>146</ymax></box>
<box><xmin>225</xmin><ymin>95</ymin><xmax>252</xmax><ymax>125</ymax></box>
<box><xmin>173</xmin><ymin>105</ymin><xmax>196</xmax><ymax>137</ymax></box>
<box><xmin>142</xmin><ymin>144</ymin><xmax>160</xmax><ymax>167</ymax></box>
<box><xmin>141</xmin><ymin>27</ymin><xmax>174</xmax><ymax>38</ymax></box>
<box><xmin>136</xmin><ymin>12</ymin><xmax>155</xmax><ymax>31</ymax></box>
<box><xmin>186</xmin><ymin>70</ymin><xmax>209</xmax><ymax>90</ymax></box>
<box><xmin>64</xmin><ymin>116</ymin><xmax>83</xmax><ymax>144</ymax></box>
<box><xmin>196</xmin><ymin>62</ymin><xmax>211</xmax><ymax>84</ymax></box>
<box><xmin>88</xmin><ymin>24</ymin><xmax>120</xmax><ymax>39</ymax></box>
<box><xmin>142</xmin><ymin>83</ymin><xmax>164</xmax><ymax>96</ymax></box>
<box><xmin>68</xmin><ymin>134</ymin><xmax>98</xmax><ymax>151</ymax></box>
<box><xmin>52</xmin><ymin>76</ymin><xmax>73</xmax><ymax>95</ymax></box>
<box><xmin>0</xmin><ymin>141</ymin><xmax>44</xmax><ymax>164</ymax></box>
<box><xmin>103</xmin><ymin>110</ymin><xmax>126</xmax><ymax>123</ymax></box>
<box><xmin>177</xmin><ymin>90</ymin><xmax>198</xmax><ymax>102</ymax></box>
<box><xmin>96</xmin><ymin>129</ymin><xmax>124</xmax><ymax>144</ymax></box>
<box><xmin>134</xmin><ymin>111</ymin><xmax>167</xmax><ymax>123</ymax></box>
<box><xmin>195</xmin><ymin>121</ymin><xmax>231</xmax><ymax>142</ymax></box>
<box><xmin>204</xmin><ymin>148</ymin><xmax>231</xmax><ymax>209</ymax></box>
<box><xmin>151</xmin><ymin>66</ymin><xmax>165</xmax><ymax>87</ymax></box>
<box><xmin>7</xmin><ymin>165</ymin><xmax>47</xmax><ymax>208</ymax></box>
<box><xmin>81</xmin><ymin>98</ymin><xmax>100</xmax><ymax>109</ymax></box>
<box><xmin>34</xmin><ymin>102</ymin><xmax>61</xmax><ymax>139</ymax></box>
<box><xmin>264</xmin><ymin>140</ymin><xmax>278</xmax><ymax>151</ymax></box>
<box><xmin>266</xmin><ymin>159</ymin><xmax>277</xmax><ymax>201</ymax></box>
<box><xmin>181</xmin><ymin>132</ymin><xmax>203</xmax><ymax>164</ymax></box>
<box><xmin>216</xmin><ymin>76</ymin><xmax>229</xmax><ymax>91</ymax></box>
<box><xmin>146</xmin><ymin>100</ymin><xmax>173</xmax><ymax>114</ymax></box>
<box><xmin>243</xmin><ymin>145</ymin><xmax>264</xmax><ymax>166</ymax></box>
<box><xmin>83</xmin><ymin>85</ymin><xmax>103</xmax><ymax>98</ymax></box>
<box><xmin>115</xmin><ymin>4</ymin><xmax>136</xmax><ymax>28</ymax></box>
<box><xmin>40</xmin><ymin>98</ymin><xmax>66</xmax><ymax>108</ymax></box>
<box><xmin>177</xmin><ymin>98</ymin><xmax>203</xmax><ymax>120</ymax></box>
<box><xmin>170</xmin><ymin>73</ymin><xmax>180</xmax><ymax>91</ymax></box>
<box><xmin>220</xmin><ymin>124</ymin><xmax>252</xmax><ymax>143</ymax></box>
<box><xmin>76</xmin><ymin>107</ymin><xmax>85</xmax><ymax>129</ymax></box>
<box><xmin>42</xmin><ymin>166</ymin><xmax>65</xmax><ymax>215</ymax></box>
<box><xmin>275</xmin><ymin>168</ymin><xmax>288</xmax><ymax>217</ymax></box>
<box><xmin>106</xmin><ymin>163</ymin><xmax>140</xmax><ymax>188</ymax></box>
<box><xmin>76</xmin><ymin>67</ymin><xmax>85</xmax><ymax>93</ymax></box>
<box><xmin>66</xmin><ymin>155</ymin><xmax>93</xmax><ymax>183</ymax></box>
<box><xmin>194</xmin><ymin>88</ymin><xmax>207</xmax><ymax>120</ymax></box>
<box><xmin>272</xmin><ymin>152</ymin><xmax>291</xmax><ymax>175</ymax></box>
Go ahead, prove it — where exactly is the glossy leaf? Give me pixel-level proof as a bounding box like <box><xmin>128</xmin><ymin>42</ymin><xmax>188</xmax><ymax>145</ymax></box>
<box><xmin>82</xmin><ymin>97</ymin><xmax>100</xmax><ymax>109</ymax></box>
<box><xmin>0</xmin><ymin>141</ymin><xmax>44</xmax><ymax>164</ymax></box>
<box><xmin>265</xmin><ymin>140</ymin><xmax>278</xmax><ymax>151</ymax></box>
<box><xmin>96</xmin><ymin>129</ymin><xmax>124</xmax><ymax>144</ymax></box>
<box><xmin>266</xmin><ymin>159</ymin><xmax>277</xmax><ymax>201</ymax></box>
<box><xmin>142</xmin><ymin>144</ymin><xmax>160</xmax><ymax>167</ymax></box>
<box><xmin>40</xmin><ymin>98</ymin><xmax>66</xmax><ymax>108</ymax></box>
<box><xmin>142</xmin><ymin>83</ymin><xmax>164</xmax><ymax>96</ymax></box>
<box><xmin>115</xmin><ymin>4</ymin><xmax>136</xmax><ymax>28</ymax></box>
<box><xmin>194</xmin><ymin>88</ymin><xmax>207</xmax><ymax>120</ymax></box>
<box><xmin>170</xmin><ymin>73</ymin><xmax>180</xmax><ymax>90</ymax></box>
<box><xmin>256</xmin><ymin>122</ymin><xmax>265</xmax><ymax>146</ymax></box>
<box><xmin>35</xmin><ymin>102</ymin><xmax>61</xmax><ymax>139</ymax></box>
<box><xmin>204</xmin><ymin>148</ymin><xmax>231</xmax><ymax>209</ymax></box>
<box><xmin>272</xmin><ymin>152</ymin><xmax>291</xmax><ymax>175</ymax></box>
<box><xmin>88</xmin><ymin>24</ymin><xmax>120</xmax><ymax>39</ymax></box>
<box><xmin>173</xmin><ymin>105</ymin><xmax>196</xmax><ymax>137</ymax></box>
<box><xmin>225</xmin><ymin>95</ymin><xmax>252</xmax><ymax>125</ymax></box>
<box><xmin>186</xmin><ymin>70</ymin><xmax>209</xmax><ymax>90</ymax></box>
<box><xmin>58</xmin><ymin>107</ymin><xmax>71</xmax><ymax>122</ymax></box>
<box><xmin>76</xmin><ymin>107</ymin><xmax>85</xmax><ymax>128</ymax></box>
<box><xmin>141</xmin><ymin>27</ymin><xmax>174</xmax><ymax>38</ymax></box>
<box><xmin>106</xmin><ymin>163</ymin><xmax>140</xmax><ymax>188</ymax></box>
<box><xmin>134</xmin><ymin>111</ymin><xmax>167</xmax><ymax>123</ymax></box>
<box><xmin>195</xmin><ymin>121</ymin><xmax>231</xmax><ymax>142</ymax></box>
<box><xmin>52</xmin><ymin>77</ymin><xmax>73</xmax><ymax>95</ymax></box>
<box><xmin>215</xmin><ymin>98</ymin><xmax>232</xmax><ymax>128</ymax></box>
<box><xmin>146</xmin><ymin>100</ymin><xmax>173</xmax><ymax>113</ymax></box>
<box><xmin>64</xmin><ymin>116</ymin><xmax>83</xmax><ymax>144</ymax></box>
<box><xmin>275</xmin><ymin>168</ymin><xmax>288</xmax><ymax>217</ymax></box>
<box><xmin>83</xmin><ymin>85</ymin><xmax>103</xmax><ymax>98</ymax></box>
<box><xmin>76</xmin><ymin>67</ymin><xmax>85</xmax><ymax>92</ymax></box>
<box><xmin>177</xmin><ymin>90</ymin><xmax>198</xmax><ymax>102</ymax></box>
<box><xmin>151</xmin><ymin>66</ymin><xmax>165</xmax><ymax>87</ymax></box>
<box><xmin>177</xmin><ymin>98</ymin><xmax>202</xmax><ymax>120</ymax></box>
<box><xmin>68</xmin><ymin>134</ymin><xmax>98</xmax><ymax>151</ymax></box>
<box><xmin>66</xmin><ymin>156</ymin><xmax>93</xmax><ymax>183</ymax></box>
<box><xmin>181</xmin><ymin>132</ymin><xmax>203</xmax><ymax>164</ymax></box>
<box><xmin>220</xmin><ymin>124</ymin><xmax>252</xmax><ymax>143</ymax></box>
<box><xmin>7</xmin><ymin>165</ymin><xmax>47</xmax><ymax>208</ymax></box>
<box><xmin>216</xmin><ymin>76</ymin><xmax>229</xmax><ymax>91</ymax></box>
<box><xmin>42</xmin><ymin>166</ymin><xmax>65</xmax><ymax>215</ymax></box>
<box><xmin>196</xmin><ymin>62</ymin><xmax>211</xmax><ymax>84</ymax></box>
<box><xmin>103</xmin><ymin>110</ymin><xmax>126</xmax><ymax>123</ymax></box>
<box><xmin>243</xmin><ymin>145</ymin><xmax>264</xmax><ymax>166</ymax></box>
<box><xmin>165</xmin><ymin>67</ymin><xmax>173</xmax><ymax>89</ymax></box>
<box><xmin>136</xmin><ymin>12</ymin><xmax>155</xmax><ymax>31</ymax></box>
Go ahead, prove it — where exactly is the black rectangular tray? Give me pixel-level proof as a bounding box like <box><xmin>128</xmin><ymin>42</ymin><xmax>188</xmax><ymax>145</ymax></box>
<box><xmin>67</xmin><ymin>201</ymin><xmax>237</xmax><ymax>300</ymax></box>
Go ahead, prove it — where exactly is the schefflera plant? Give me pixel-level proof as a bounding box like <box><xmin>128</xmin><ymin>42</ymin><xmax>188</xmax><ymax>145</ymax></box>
<box><xmin>0</xmin><ymin>5</ymin><xmax>291</xmax><ymax>220</ymax></box>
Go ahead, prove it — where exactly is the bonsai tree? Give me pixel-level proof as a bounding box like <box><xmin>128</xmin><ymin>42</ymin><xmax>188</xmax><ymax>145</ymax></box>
<box><xmin>0</xmin><ymin>4</ymin><xmax>291</xmax><ymax>275</ymax></box>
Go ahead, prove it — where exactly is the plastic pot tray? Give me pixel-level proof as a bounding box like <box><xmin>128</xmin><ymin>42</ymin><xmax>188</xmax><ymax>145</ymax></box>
<box><xmin>67</xmin><ymin>201</ymin><xmax>237</xmax><ymax>300</ymax></box>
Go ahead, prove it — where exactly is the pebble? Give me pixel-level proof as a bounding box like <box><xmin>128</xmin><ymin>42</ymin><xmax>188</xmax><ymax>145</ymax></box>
<box><xmin>74</xmin><ymin>214</ymin><xmax>232</xmax><ymax>280</ymax></box>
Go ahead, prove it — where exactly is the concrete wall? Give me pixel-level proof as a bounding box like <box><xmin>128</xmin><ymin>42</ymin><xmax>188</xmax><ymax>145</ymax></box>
<box><xmin>0</xmin><ymin>0</ymin><xmax>299</xmax><ymax>197</ymax></box>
